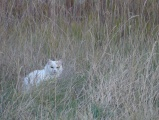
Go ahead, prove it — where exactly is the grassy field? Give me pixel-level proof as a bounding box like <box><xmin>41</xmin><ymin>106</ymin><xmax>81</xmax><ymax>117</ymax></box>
<box><xmin>0</xmin><ymin>0</ymin><xmax>159</xmax><ymax>119</ymax></box>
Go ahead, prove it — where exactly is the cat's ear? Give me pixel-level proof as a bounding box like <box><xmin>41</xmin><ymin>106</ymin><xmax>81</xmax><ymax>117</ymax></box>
<box><xmin>58</xmin><ymin>59</ymin><xmax>62</xmax><ymax>65</ymax></box>
<box><xmin>47</xmin><ymin>59</ymin><xmax>52</xmax><ymax>64</ymax></box>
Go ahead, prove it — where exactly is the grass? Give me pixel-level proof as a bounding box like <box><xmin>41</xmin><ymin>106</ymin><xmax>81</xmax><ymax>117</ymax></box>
<box><xmin>0</xmin><ymin>0</ymin><xmax>159</xmax><ymax>120</ymax></box>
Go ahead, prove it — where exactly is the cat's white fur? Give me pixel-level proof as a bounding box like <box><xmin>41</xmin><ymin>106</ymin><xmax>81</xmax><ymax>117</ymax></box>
<box><xmin>23</xmin><ymin>59</ymin><xmax>63</xmax><ymax>90</ymax></box>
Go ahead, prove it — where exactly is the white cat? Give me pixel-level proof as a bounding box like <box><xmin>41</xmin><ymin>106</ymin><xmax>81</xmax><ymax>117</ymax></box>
<box><xmin>23</xmin><ymin>59</ymin><xmax>63</xmax><ymax>91</ymax></box>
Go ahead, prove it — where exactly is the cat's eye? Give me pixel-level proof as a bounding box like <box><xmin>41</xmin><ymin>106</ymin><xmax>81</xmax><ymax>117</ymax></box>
<box><xmin>56</xmin><ymin>66</ymin><xmax>60</xmax><ymax>69</ymax></box>
<box><xmin>51</xmin><ymin>66</ymin><xmax>54</xmax><ymax>68</ymax></box>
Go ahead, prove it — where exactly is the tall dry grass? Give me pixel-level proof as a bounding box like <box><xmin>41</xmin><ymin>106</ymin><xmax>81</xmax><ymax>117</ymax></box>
<box><xmin>0</xmin><ymin>0</ymin><xmax>159</xmax><ymax>119</ymax></box>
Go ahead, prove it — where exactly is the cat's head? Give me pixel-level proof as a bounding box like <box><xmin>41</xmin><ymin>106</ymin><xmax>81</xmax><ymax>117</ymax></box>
<box><xmin>44</xmin><ymin>59</ymin><xmax>63</xmax><ymax>77</ymax></box>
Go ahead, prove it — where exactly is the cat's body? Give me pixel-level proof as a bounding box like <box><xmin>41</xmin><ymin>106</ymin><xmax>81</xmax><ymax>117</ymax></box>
<box><xmin>23</xmin><ymin>59</ymin><xmax>63</xmax><ymax>90</ymax></box>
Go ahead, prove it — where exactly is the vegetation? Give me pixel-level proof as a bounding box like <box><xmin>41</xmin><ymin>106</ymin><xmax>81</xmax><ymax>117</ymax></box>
<box><xmin>0</xmin><ymin>0</ymin><xmax>159</xmax><ymax>119</ymax></box>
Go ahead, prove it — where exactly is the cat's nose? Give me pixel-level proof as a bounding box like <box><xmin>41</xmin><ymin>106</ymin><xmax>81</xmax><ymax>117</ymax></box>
<box><xmin>53</xmin><ymin>70</ymin><xmax>57</xmax><ymax>74</ymax></box>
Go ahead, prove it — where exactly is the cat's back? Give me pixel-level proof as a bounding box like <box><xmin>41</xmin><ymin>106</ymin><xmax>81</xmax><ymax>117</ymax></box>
<box><xmin>24</xmin><ymin>69</ymin><xmax>45</xmax><ymax>85</ymax></box>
